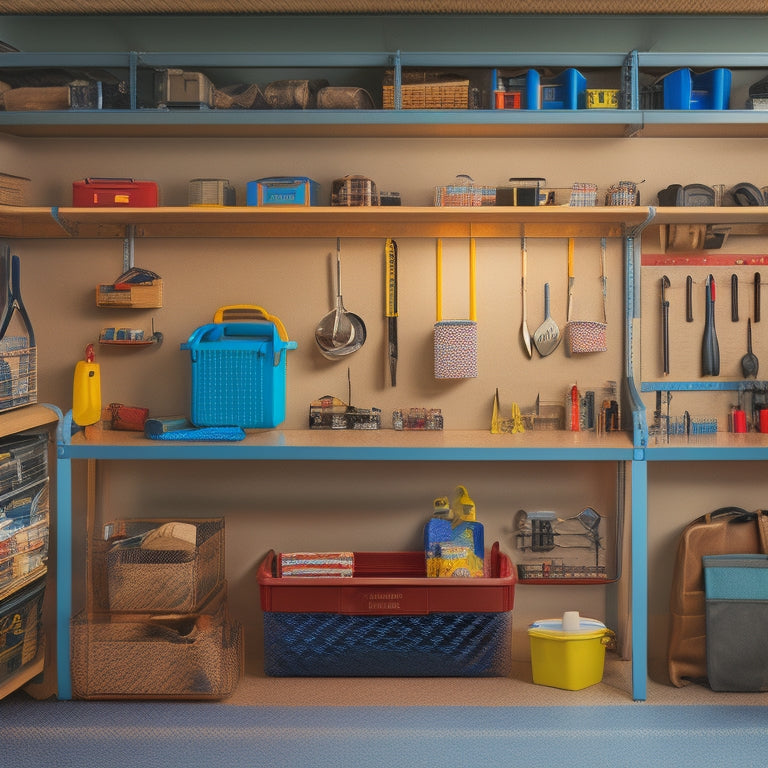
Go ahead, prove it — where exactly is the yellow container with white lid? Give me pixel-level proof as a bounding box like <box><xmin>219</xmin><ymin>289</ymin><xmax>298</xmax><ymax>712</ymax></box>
<box><xmin>528</xmin><ymin>612</ymin><xmax>615</xmax><ymax>690</ymax></box>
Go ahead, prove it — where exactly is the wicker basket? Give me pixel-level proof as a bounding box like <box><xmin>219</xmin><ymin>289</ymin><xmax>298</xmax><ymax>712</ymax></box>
<box><xmin>71</xmin><ymin>590</ymin><xmax>243</xmax><ymax>700</ymax></box>
<box><xmin>383</xmin><ymin>70</ymin><xmax>471</xmax><ymax>110</ymax></box>
<box><xmin>102</xmin><ymin>518</ymin><xmax>224</xmax><ymax>614</ymax></box>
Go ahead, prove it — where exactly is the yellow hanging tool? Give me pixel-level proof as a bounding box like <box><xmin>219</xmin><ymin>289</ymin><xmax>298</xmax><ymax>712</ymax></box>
<box><xmin>73</xmin><ymin>343</ymin><xmax>102</xmax><ymax>426</ymax></box>
<box><xmin>385</xmin><ymin>238</ymin><xmax>398</xmax><ymax>386</ymax></box>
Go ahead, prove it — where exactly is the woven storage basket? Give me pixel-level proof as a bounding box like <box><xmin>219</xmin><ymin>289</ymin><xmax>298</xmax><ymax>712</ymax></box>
<box><xmin>103</xmin><ymin>518</ymin><xmax>224</xmax><ymax>614</ymax></box>
<box><xmin>71</xmin><ymin>588</ymin><xmax>243</xmax><ymax>700</ymax></box>
<box><xmin>258</xmin><ymin>544</ymin><xmax>515</xmax><ymax>677</ymax></box>
<box><xmin>383</xmin><ymin>70</ymin><xmax>470</xmax><ymax>109</ymax></box>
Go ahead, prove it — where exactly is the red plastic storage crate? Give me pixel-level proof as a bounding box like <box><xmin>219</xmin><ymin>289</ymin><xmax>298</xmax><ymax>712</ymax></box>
<box><xmin>258</xmin><ymin>542</ymin><xmax>516</xmax><ymax>677</ymax></box>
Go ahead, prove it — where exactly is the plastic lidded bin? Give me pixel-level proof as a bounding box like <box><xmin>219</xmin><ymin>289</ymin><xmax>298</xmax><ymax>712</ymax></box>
<box><xmin>528</xmin><ymin>613</ymin><xmax>615</xmax><ymax>690</ymax></box>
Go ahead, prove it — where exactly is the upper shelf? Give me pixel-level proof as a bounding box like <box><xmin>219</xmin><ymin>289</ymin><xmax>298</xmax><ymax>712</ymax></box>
<box><xmin>0</xmin><ymin>205</ymin><xmax>656</xmax><ymax>240</ymax></box>
<box><xmin>0</xmin><ymin>108</ymin><xmax>645</xmax><ymax>140</ymax></box>
<box><xmin>1</xmin><ymin>50</ymin><xmax>768</xmax><ymax>139</ymax></box>
<box><xmin>2</xmin><ymin>108</ymin><xmax>768</xmax><ymax>140</ymax></box>
<box><xmin>5</xmin><ymin>205</ymin><xmax>768</xmax><ymax>241</ymax></box>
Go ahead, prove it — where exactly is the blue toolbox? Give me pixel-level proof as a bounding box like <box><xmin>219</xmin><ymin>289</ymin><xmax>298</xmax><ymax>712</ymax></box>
<box><xmin>181</xmin><ymin>305</ymin><xmax>297</xmax><ymax>429</ymax></box>
<box><xmin>246</xmin><ymin>176</ymin><xmax>319</xmax><ymax>206</ymax></box>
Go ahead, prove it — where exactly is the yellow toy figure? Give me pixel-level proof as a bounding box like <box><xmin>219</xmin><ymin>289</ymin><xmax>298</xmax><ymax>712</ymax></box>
<box><xmin>425</xmin><ymin>496</ymin><xmax>452</xmax><ymax>577</ymax></box>
<box><xmin>425</xmin><ymin>485</ymin><xmax>485</xmax><ymax>578</ymax></box>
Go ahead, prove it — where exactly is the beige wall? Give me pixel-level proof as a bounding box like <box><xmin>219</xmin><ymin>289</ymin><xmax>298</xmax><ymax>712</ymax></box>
<box><xmin>6</xmin><ymin>131</ymin><xmax>768</xmax><ymax>681</ymax></box>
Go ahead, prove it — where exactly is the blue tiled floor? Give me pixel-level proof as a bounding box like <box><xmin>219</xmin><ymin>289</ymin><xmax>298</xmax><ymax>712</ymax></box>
<box><xmin>2</xmin><ymin>699</ymin><xmax>768</xmax><ymax>767</ymax></box>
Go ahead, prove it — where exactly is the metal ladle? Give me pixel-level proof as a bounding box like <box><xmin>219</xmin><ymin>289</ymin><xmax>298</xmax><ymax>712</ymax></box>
<box><xmin>317</xmin><ymin>311</ymin><xmax>367</xmax><ymax>359</ymax></box>
<box><xmin>315</xmin><ymin>240</ymin><xmax>367</xmax><ymax>359</ymax></box>
<box><xmin>315</xmin><ymin>238</ymin><xmax>355</xmax><ymax>351</ymax></box>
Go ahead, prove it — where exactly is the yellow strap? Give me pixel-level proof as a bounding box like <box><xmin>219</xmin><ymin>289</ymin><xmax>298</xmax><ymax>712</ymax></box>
<box><xmin>213</xmin><ymin>304</ymin><xmax>289</xmax><ymax>341</ymax></box>
<box><xmin>435</xmin><ymin>239</ymin><xmax>443</xmax><ymax>322</ymax></box>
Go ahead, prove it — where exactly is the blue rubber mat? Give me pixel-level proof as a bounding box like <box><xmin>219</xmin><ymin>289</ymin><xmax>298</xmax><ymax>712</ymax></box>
<box><xmin>2</xmin><ymin>701</ymin><xmax>767</xmax><ymax>768</ymax></box>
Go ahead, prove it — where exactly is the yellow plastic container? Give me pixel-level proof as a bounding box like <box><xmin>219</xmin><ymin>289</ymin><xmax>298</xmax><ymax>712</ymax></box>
<box><xmin>528</xmin><ymin>615</ymin><xmax>615</xmax><ymax>690</ymax></box>
<box><xmin>586</xmin><ymin>88</ymin><xmax>619</xmax><ymax>109</ymax></box>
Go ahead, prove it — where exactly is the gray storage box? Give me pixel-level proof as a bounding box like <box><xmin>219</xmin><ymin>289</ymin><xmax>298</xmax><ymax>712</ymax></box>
<box><xmin>704</xmin><ymin>553</ymin><xmax>768</xmax><ymax>692</ymax></box>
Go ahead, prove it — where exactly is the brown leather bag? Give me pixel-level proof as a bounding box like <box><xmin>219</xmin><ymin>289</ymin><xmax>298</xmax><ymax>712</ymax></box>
<box><xmin>668</xmin><ymin>507</ymin><xmax>768</xmax><ymax>686</ymax></box>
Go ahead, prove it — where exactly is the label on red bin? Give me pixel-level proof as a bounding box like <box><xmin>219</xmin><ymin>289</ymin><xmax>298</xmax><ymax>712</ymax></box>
<box><xmin>341</xmin><ymin>586</ymin><xmax>429</xmax><ymax>615</ymax></box>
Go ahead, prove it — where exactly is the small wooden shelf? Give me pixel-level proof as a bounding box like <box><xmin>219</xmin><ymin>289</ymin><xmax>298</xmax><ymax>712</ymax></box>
<box><xmin>0</xmin><ymin>652</ymin><xmax>44</xmax><ymax>700</ymax></box>
<box><xmin>0</xmin><ymin>404</ymin><xmax>58</xmax><ymax>439</ymax></box>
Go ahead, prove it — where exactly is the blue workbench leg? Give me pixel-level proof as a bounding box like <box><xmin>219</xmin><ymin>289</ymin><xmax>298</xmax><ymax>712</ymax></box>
<box><xmin>631</xmin><ymin>458</ymin><xmax>648</xmax><ymax>701</ymax></box>
<box><xmin>56</xmin><ymin>448</ymin><xmax>72</xmax><ymax>700</ymax></box>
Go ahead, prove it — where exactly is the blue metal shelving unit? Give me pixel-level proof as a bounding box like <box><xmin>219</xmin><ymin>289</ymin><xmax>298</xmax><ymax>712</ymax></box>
<box><xmin>0</xmin><ymin>49</ymin><xmax>764</xmax><ymax>137</ymax></box>
<box><xmin>2</xmin><ymin>46</ymin><xmax>764</xmax><ymax>706</ymax></box>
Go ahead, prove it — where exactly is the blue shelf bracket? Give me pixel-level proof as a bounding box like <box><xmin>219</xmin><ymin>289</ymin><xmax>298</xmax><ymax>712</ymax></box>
<box><xmin>393</xmin><ymin>49</ymin><xmax>402</xmax><ymax>110</ymax></box>
<box><xmin>622</xmin><ymin>50</ymin><xmax>643</xmax><ymax>136</ymax></box>
<box><xmin>129</xmin><ymin>51</ymin><xmax>138</xmax><ymax>111</ymax></box>
<box><xmin>49</xmin><ymin>207</ymin><xmax>78</xmax><ymax>237</ymax></box>
<box><xmin>625</xmin><ymin>206</ymin><xmax>656</xmax><ymax>449</ymax></box>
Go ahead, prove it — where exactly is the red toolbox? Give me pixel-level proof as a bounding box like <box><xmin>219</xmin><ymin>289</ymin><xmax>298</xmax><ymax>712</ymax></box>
<box><xmin>73</xmin><ymin>178</ymin><xmax>159</xmax><ymax>207</ymax></box>
<box><xmin>258</xmin><ymin>542</ymin><xmax>516</xmax><ymax>677</ymax></box>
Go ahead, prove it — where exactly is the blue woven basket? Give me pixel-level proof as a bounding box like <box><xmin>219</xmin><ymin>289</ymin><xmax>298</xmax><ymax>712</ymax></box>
<box><xmin>263</xmin><ymin>610</ymin><xmax>513</xmax><ymax>677</ymax></box>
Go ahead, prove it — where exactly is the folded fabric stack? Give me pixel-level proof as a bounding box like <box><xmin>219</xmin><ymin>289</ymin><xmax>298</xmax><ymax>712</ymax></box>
<box><xmin>280</xmin><ymin>552</ymin><xmax>354</xmax><ymax>578</ymax></box>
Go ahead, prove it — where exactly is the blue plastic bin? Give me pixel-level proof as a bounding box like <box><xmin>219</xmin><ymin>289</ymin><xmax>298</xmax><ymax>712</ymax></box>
<box><xmin>523</xmin><ymin>68</ymin><xmax>586</xmax><ymax>110</ymax></box>
<box><xmin>246</xmin><ymin>176</ymin><xmax>319</xmax><ymax>206</ymax></box>
<box><xmin>182</xmin><ymin>311</ymin><xmax>297</xmax><ymax>429</ymax></box>
<box><xmin>662</xmin><ymin>68</ymin><xmax>731</xmax><ymax>110</ymax></box>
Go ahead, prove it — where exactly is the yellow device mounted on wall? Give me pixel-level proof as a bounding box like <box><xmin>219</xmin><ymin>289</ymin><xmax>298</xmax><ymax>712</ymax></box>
<box><xmin>73</xmin><ymin>343</ymin><xmax>101</xmax><ymax>426</ymax></box>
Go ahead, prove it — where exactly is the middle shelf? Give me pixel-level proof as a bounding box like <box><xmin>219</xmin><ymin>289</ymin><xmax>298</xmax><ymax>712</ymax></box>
<box><xmin>60</xmin><ymin>425</ymin><xmax>637</xmax><ymax>462</ymax></box>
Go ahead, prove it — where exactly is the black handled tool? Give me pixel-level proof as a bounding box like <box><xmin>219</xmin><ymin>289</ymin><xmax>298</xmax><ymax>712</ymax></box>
<box><xmin>686</xmin><ymin>275</ymin><xmax>693</xmax><ymax>322</ymax></box>
<box><xmin>662</xmin><ymin>275</ymin><xmax>670</xmax><ymax>375</ymax></box>
<box><xmin>731</xmin><ymin>273</ymin><xmax>739</xmax><ymax>322</ymax></box>
<box><xmin>702</xmin><ymin>274</ymin><xmax>720</xmax><ymax>376</ymax></box>
<box><xmin>385</xmin><ymin>238</ymin><xmax>398</xmax><ymax>386</ymax></box>
<box><xmin>755</xmin><ymin>272</ymin><xmax>761</xmax><ymax>323</ymax></box>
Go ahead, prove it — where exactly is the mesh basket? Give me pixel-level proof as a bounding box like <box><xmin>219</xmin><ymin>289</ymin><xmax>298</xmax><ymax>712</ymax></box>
<box><xmin>0</xmin><ymin>482</ymin><xmax>49</xmax><ymax>600</ymax></box>
<box><xmin>568</xmin><ymin>182</ymin><xmax>599</xmax><ymax>207</ymax></box>
<box><xmin>606</xmin><ymin>181</ymin><xmax>640</xmax><ymax>206</ymax></box>
<box><xmin>434</xmin><ymin>175</ymin><xmax>495</xmax><ymax>207</ymax></box>
<box><xmin>71</xmin><ymin>603</ymin><xmax>243</xmax><ymax>700</ymax></box>
<box><xmin>102</xmin><ymin>518</ymin><xmax>224</xmax><ymax>613</ymax></box>
<box><xmin>263</xmin><ymin>610</ymin><xmax>512</xmax><ymax>677</ymax></box>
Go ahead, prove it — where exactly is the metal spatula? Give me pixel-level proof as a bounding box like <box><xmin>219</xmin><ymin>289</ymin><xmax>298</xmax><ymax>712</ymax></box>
<box><xmin>533</xmin><ymin>282</ymin><xmax>561</xmax><ymax>356</ymax></box>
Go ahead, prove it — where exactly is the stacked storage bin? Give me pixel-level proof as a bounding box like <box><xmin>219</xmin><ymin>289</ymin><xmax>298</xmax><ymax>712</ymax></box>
<box><xmin>0</xmin><ymin>433</ymin><xmax>49</xmax><ymax>688</ymax></box>
<box><xmin>258</xmin><ymin>542</ymin><xmax>517</xmax><ymax>677</ymax></box>
<box><xmin>71</xmin><ymin>518</ymin><xmax>243</xmax><ymax>699</ymax></box>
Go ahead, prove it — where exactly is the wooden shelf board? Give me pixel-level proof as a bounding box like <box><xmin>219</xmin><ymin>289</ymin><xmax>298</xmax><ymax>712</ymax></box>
<box><xmin>0</xmin><ymin>205</ymin><xmax>654</xmax><ymax>240</ymax></box>
<box><xmin>0</xmin><ymin>653</ymin><xmax>44</xmax><ymax>701</ymax></box>
<box><xmin>0</xmin><ymin>404</ymin><xmax>58</xmax><ymax>439</ymax></box>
